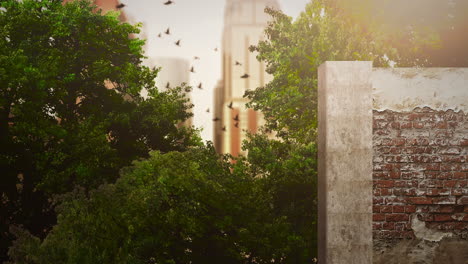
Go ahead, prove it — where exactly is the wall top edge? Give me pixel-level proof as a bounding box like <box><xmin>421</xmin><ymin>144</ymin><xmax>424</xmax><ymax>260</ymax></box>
<box><xmin>372</xmin><ymin>67</ymin><xmax>468</xmax><ymax>112</ymax></box>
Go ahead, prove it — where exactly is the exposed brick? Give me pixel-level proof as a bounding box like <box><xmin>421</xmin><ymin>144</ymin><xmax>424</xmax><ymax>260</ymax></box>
<box><xmin>382</xmin><ymin>222</ymin><xmax>395</xmax><ymax>230</ymax></box>
<box><xmin>393</xmin><ymin>205</ymin><xmax>405</xmax><ymax>213</ymax></box>
<box><xmin>386</xmin><ymin>214</ymin><xmax>410</xmax><ymax>222</ymax></box>
<box><xmin>453</xmin><ymin>172</ymin><xmax>466</xmax><ymax>179</ymax></box>
<box><xmin>375</xmin><ymin>180</ymin><xmax>394</xmax><ymax>188</ymax></box>
<box><xmin>408</xmin><ymin>197</ymin><xmax>432</xmax><ymax>205</ymax></box>
<box><xmin>405</xmin><ymin>205</ymin><xmax>416</xmax><ymax>213</ymax></box>
<box><xmin>433</xmin><ymin>197</ymin><xmax>456</xmax><ymax>205</ymax></box>
<box><xmin>373</xmin><ymin>214</ymin><xmax>385</xmax><ymax>221</ymax></box>
<box><xmin>458</xmin><ymin>196</ymin><xmax>468</xmax><ymax>205</ymax></box>
<box><xmin>381</xmin><ymin>205</ymin><xmax>392</xmax><ymax>213</ymax></box>
<box><xmin>373</xmin><ymin>205</ymin><xmax>381</xmax><ymax>213</ymax></box>
<box><xmin>434</xmin><ymin>214</ymin><xmax>453</xmax><ymax>222</ymax></box>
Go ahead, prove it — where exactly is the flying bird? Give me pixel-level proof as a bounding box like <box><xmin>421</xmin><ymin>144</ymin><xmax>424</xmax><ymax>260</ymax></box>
<box><xmin>233</xmin><ymin>114</ymin><xmax>239</xmax><ymax>121</ymax></box>
<box><xmin>190</xmin><ymin>66</ymin><xmax>195</xmax><ymax>73</ymax></box>
<box><xmin>222</xmin><ymin>126</ymin><xmax>226</xmax><ymax>131</ymax></box>
<box><xmin>163</xmin><ymin>0</ymin><xmax>174</xmax><ymax>5</ymax></box>
<box><xmin>116</xmin><ymin>3</ymin><xmax>125</xmax><ymax>9</ymax></box>
<box><xmin>240</xmin><ymin>73</ymin><xmax>249</xmax><ymax>78</ymax></box>
<box><xmin>214</xmin><ymin>47</ymin><xmax>218</xmax><ymax>52</ymax></box>
<box><xmin>197</xmin><ymin>83</ymin><xmax>203</xmax><ymax>89</ymax></box>
<box><xmin>213</xmin><ymin>117</ymin><xmax>220</xmax><ymax>122</ymax></box>
<box><xmin>206</xmin><ymin>108</ymin><xmax>210</xmax><ymax>113</ymax></box>
<box><xmin>165</xmin><ymin>28</ymin><xmax>170</xmax><ymax>35</ymax></box>
<box><xmin>227</xmin><ymin>101</ymin><xmax>233</xmax><ymax>109</ymax></box>
<box><xmin>175</xmin><ymin>39</ymin><xmax>181</xmax><ymax>46</ymax></box>
<box><xmin>235</xmin><ymin>61</ymin><xmax>242</xmax><ymax>66</ymax></box>
<box><xmin>166</xmin><ymin>82</ymin><xmax>170</xmax><ymax>89</ymax></box>
<box><xmin>157</xmin><ymin>33</ymin><xmax>162</xmax><ymax>38</ymax></box>
<box><xmin>194</xmin><ymin>56</ymin><xmax>200</xmax><ymax>60</ymax></box>
<box><xmin>234</xmin><ymin>122</ymin><xmax>239</xmax><ymax>128</ymax></box>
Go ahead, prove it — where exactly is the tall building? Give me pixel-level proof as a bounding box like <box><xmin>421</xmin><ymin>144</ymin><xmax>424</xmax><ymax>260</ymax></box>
<box><xmin>146</xmin><ymin>57</ymin><xmax>193</xmax><ymax>127</ymax></box>
<box><xmin>213</xmin><ymin>0</ymin><xmax>280</xmax><ymax>156</ymax></box>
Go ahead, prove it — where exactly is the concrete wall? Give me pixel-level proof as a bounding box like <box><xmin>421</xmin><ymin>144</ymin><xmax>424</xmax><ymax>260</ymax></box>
<box><xmin>318</xmin><ymin>63</ymin><xmax>468</xmax><ymax>264</ymax></box>
<box><xmin>318</xmin><ymin>61</ymin><xmax>374</xmax><ymax>264</ymax></box>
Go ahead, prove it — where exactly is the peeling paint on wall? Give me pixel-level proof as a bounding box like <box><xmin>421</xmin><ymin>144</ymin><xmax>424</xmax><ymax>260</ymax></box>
<box><xmin>372</xmin><ymin>68</ymin><xmax>468</xmax><ymax>112</ymax></box>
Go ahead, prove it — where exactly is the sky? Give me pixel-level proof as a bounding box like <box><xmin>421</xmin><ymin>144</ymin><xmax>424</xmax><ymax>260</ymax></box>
<box><xmin>121</xmin><ymin>0</ymin><xmax>310</xmax><ymax>142</ymax></box>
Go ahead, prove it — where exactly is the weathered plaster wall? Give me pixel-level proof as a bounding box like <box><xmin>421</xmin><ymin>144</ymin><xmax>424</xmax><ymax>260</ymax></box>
<box><xmin>372</xmin><ymin>68</ymin><xmax>468</xmax><ymax>264</ymax></box>
<box><xmin>372</xmin><ymin>68</ymin><xmax>468</xmax><ymax>112</ymax></box>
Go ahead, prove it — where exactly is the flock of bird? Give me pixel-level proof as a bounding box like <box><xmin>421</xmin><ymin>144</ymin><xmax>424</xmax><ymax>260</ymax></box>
<box><xmin>116</xmin><ymin>0</ymin><xmax>251</xmax><ymax>131</ymax></box>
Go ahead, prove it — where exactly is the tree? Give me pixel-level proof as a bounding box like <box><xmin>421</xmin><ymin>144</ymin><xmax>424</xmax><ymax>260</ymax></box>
<box><xmin>0</xmin><ymin>0</ymin><xmax>198</xmax><ymax>260</ymax></box>
<box><xmin>7</xmin><ymin>146</ymin><xmax>292</xmax><ymax>264</ymax></box>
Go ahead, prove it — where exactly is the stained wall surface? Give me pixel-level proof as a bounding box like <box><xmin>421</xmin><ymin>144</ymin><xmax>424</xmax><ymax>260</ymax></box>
<box><xmin>318</xmin><ymin>63</ymin><xmax>468</xmax><ymax>264</ymax></box>
<box><xmin>371</xmin><ymin>68</ymin><xmax>468</xmax><ymax>264</ymax></box>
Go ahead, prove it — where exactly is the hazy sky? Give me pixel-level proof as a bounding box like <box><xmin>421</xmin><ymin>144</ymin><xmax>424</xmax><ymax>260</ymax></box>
<box><xmin>121</xmin><ymin>0</ymin><xmax>310</xmax><ymax>142</ymax></box>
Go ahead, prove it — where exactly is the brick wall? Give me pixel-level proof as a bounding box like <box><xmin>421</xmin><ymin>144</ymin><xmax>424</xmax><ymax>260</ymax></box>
<box><xmin>373</xmin><ymin>107</ymin><xmax>468</xmax><ymax>240</ymax></box>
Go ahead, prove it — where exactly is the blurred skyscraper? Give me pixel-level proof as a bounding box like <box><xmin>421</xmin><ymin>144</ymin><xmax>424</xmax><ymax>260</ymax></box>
<box><xmin>146</xmin><ymin>57</ymin><xmax>193</xmax><ymax>127</ymax></box>
<box><xmin>213</xmin><ymin>0</ymin><xmax>280</xmax><ymax>155</ymax></box>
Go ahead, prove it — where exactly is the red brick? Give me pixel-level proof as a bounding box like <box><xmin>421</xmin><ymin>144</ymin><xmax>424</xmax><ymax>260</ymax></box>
<box><xmin>434</xmin><ymin>214</ymin><xmax>453</xmax><ymax>222</ymax></box>
<box><xmin>436</xmin><ymin>205</ymin><xmax>455</xmax><ymax>213</ymax></box>
<box><xmin>373</xmin><ymin>214</ymin><xmax>385</xmax><ymax>221</ymax></box>
<box><xmin>382</xmin><ymin>222</ymin><xmax>395</xmax><ymax>230</ymax></box>
<box><xmin>405</xmin><ymin>205</ymin><xmax>416</xmax><ymax>213</ymax></box>
<box><xmin>413</xmin><ymin>121</ymin><xmax>424</xmax><ymax>129</ymax></box>
<box><xmin>393</xmin><ymin>205</ymin><xmax>405</xmax><ymax>213</ymax></box>
<box><xmin>444</xmin><ymin>180</ymin><xmax>457</xmax><ymax>188</ymax></box>
<box><xmin>394</xmin><ymin>180</ymin><xmax>407</xmax><ymax>188</ymax></box>
<box><xmin>373</xmin><ymin>188</ymin><xmax>381</xmax><ymax>196</ymax></box>
<box><xmin>452</xmin><ymin>189</ymin><xmax>465</xmax><ymax>196</ymax></box>
<box><xmin>381</xmin><ymin>205</ymin><xmax>392</xmax><ymax>213</ymax></box>
<box><xmin>390</xmin><ymin>171</ymin><xmax>401</xmax><ymax>179</ymax></box>
<box><xmin>460</xmin><ymin>139</ymin><xmax>468</xmax><ymax>146</ymax></box>
<box><xmin>453</xmin><ymin>172</ymin><xmax>466</xmax><ymax>179</ymax></box>
<box><xmin>373</xmin><ymin>205</ymin><xmax>381</xmax><ymax>213</ymax></box>
<box><xmin>386</xmin><ymin>214</ymin><xmax>410</xmax><ymax>222</ymax></box>
<box><xmin>373</xmin><ymin>223</ymin><xmax>383</xmax><ymax>230</ymax></box>
<box><xmin>464</xmin><ymin>206</ymin><xmax>468</xmax><ymax>213</ymax></box>
<box><xmin>408</xmin><ymin>197</ymin><xmax>433</xmax><ymax>205</ymax></box>
<box><xmin>433</xmin><ymin>197</ymin><xmax>456</xmax><ymax>205</ymax></box>
<box><xmin>425</xmin><ymin>163</ymin><xmax>440</xmax><ymax>171</ymax></box>
<box><xmin>458</xmin><ymin>196</ymin><xmax>468</xmax><ymax>205</ymax></box>
<box><xmin>381</xmin><ymin>188</ymin><xmax>392</xmax><ymax>196</ymax></box>
<box><xmin>393</xmin><ymin>138</ymin><xmax>406</xmax><ymax>146</ymax></box>
<box><xmin>375</xmin><ymin>180</ymin><xmax>394</xmax><ymax>188</ymax></box>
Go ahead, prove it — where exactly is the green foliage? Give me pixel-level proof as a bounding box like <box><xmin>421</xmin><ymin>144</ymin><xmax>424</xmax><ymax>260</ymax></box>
<box><xmin>246</xmin><ymin>1</ymin><xmax>405</xmax><ymax>144</ymax></box>
<box><xmin>0</xmin><ymin>0</ymin><xmax>198</xmax><ymax>260</ymax></box>
<box><xmin>8</xmin><ymin>146</ymin><xmax>292</xmax><ymax>264</ymax></box>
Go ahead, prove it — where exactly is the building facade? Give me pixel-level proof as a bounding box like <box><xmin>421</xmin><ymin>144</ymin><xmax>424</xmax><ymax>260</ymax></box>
<box><xmin>213</xmin><ymin>0</ymin><xmax>279</xmax><ymax>155</ymax></box>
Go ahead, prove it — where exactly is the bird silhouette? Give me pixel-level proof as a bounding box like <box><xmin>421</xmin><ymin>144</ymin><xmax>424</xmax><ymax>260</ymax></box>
<box><xmin>240</xmin><ymin>73</ymin><xmax>249</xmax><ymax>78</ymax></box>
<box><xmin>227</xmin><ymin>101</ymin><xmax>233</xmax><ymax>109</ymax></box>
<box><xmin>175</xmin><ymin>39</ymin><xmax>181</xmax><ymax>46</ymax></box>
<box><xmin>166</xmin><ymin>82</ymin><xmax>170</xmax><ymax>89</ymax></box>
<box><xmin>234</xmin><ymin>122</ymin><xmax>239</xmax><ymax>128</ymax></box>
<box><xmin>235</xmin><ymin>61</ymin><xmax>242</xmax><ymax>66</ymax></box>
<box><xmin>116</xmin><ymin>3</ymin><xmax>125</xmax><ymax>9</ymax></box>
<box><xmin>163</xmin><ymin>0</ymin><xmax>174</xmax><ymax>5</ymax></box>
<box><xmin>222</xmin><ymin>126</ymin><xmax>226</xmax><ymax>131</ymax></box>
<box><xmin>233</xmin><ymin>114</ymin><xmax>239</xmax><ymax>121</ymax></box>
<box><xmin>213</xmin><ymin>117</ymin><xmax>220</xmax><ymax>122</ymax></box>
<box><xmin>197</xmin><ymin>83</ymin><xmax>203</xmax><ymax>89</ymax></box>
<box><xmin>190</xmin><ymin>66</ymin><xmax>195</xmax><ymax>73</ymax></box>
<box><xmin>165</xmin><ymin>28</ymin><xmax>170</xmax><ymax>35</ymax></box>
<box><xmin>157</xmin><ymin>33</ymin><xmax>162</xmax><ymax>38</ymax></box>
<box><xmin>206</xmin><ymin>108</ymin><xmax>210</xmax><ymax>113</ymax></box>
<box><xmin>214</xmin><ymin>47</ymin><xmax>218</xmax><ymax>52</ymax></box>
<box><xmin>194</xmin><ymin>56</ymin><xmax>200</xmax><ymax>60</ymax></box>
